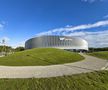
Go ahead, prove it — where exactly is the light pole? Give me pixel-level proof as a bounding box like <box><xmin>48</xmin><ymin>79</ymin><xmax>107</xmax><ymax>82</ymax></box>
<box><xmin>1</xmin><ymin>39</ymin><xmax>6</xmax><ymax>55</ymax></box>
<box><xmin>0</xmin><ymin>41</ymin><xmax>1</xmax><ymax>55</ymax></box>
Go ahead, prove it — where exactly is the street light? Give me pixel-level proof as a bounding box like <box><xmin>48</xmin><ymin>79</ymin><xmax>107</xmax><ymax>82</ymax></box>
<box><xmin>0</xmin><ymin>39</ymin><xmax>6</xmax><ymax>56</ymax></box>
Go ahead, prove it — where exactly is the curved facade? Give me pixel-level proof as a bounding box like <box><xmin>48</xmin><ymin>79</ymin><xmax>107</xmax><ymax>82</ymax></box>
<box><xmin>25</xmin><ymin>35</ymin><xmax>88</xmax><ymax>50</ymax></box>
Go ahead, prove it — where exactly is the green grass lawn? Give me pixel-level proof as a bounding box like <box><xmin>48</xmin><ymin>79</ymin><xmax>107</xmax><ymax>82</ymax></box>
<box><xmin>88</xmin><ymin>51</ymin><xmax>108</xmax><ymax>60</ymax></box>
<box><xmin>0</xmin><ymin>71</ymin><xmax>108</xmax><ymax>90</ymax></box>
<box><xmin>0</xmin><ymin>48</ymin><xmax>84</xmax><ymax>66</ymax></box>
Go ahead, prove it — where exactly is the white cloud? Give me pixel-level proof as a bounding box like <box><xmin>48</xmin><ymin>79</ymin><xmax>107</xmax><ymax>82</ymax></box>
<box><xmin>0</xmin><ymin>21</ymin><xmax>6</xmax><ymax>31</ymax></box>
<box><xmin>81</xmin><ymin>0</ymin><xmax>104</xmax><ymax>3</ymax></box>
<box><xmin>0</xmin><ymin>24</ymin><xmax>3</xmax><ymax>28</ymax></box>
<box><xmin>36</xmin><ymin>19</ymin><xmax>108</xmax><ymax>47</ymax></box>
<box><xmin>17</xmin><ymin>41</ymin><xmax>25</xmax><ymax>47</ymax></box>
<box><xmin>0</xmin><ymin>37</ymin><xmax>10</xmax><ymax>45</ymax></box>
<box><xmin>0</xmin><ymin>23</ymin><xmax>4</xmax><ymax>30</ymax></box>
<box><xmin>66</xmin><ymin>30</ymin><xmax>108</xmax><ymax>47</ymax></box>
<box><xmin>37</xmin><ymin>20</ymin><xmax>108</xmax><ymax>36</ymax></box>
<box><xmin>104</xmin><ymin>15</ymin><xmax>108</xmax><ymax>19</ymax></box>
<box><xmin>11</xmin><ymin>41</ymin><xmax>25</xmax><ymax>48</ymax></box>
<box><xmin>37</xmin><ymin>30</ymin><xmax>108</xmax><ymax>47</ymax></box>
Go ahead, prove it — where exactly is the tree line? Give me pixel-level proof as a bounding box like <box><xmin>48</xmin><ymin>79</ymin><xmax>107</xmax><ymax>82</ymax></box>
<box><xmin>0</xmin><ymin>46</ymin><xmax>25</xmax><ymax>52</ymax></box>
<box><xmin>0</xmin><ymin>45</ymin><xmax>108</xmax><ymax>53</ymax></box>
<box><xmin>89</xmin><ymin>47</ymin><xmax>108</xmax><ymax>52</ymax></box>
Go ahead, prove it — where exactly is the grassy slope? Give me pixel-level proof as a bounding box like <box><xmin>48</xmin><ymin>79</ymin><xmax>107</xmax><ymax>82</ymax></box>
<box><xmin>0</xmin><ymin>48</ymin><xmax>84</xmax><ymax>66</ymax></box>
<box><xmin>0</xmin><ymin>71</ymin><xmax>108</xmax><ymax>90</ymax></box>
<box><xmin>89</xmin><ymin>51</ymin><xmax>108</xmax><ymax>60</ymax></box>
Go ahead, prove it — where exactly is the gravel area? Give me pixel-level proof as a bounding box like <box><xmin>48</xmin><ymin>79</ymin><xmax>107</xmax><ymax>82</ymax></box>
<box><xmin>0</xmin><ymin>53</ymin><xmax>107</xmax><ymax>78</ymax></box>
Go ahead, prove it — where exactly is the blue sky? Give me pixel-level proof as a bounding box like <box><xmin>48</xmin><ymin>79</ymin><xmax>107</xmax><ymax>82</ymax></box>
<box><xmin>0</xmin><ymin>0</ymin><xmax>108</xmax><ymax>47</ymax></box>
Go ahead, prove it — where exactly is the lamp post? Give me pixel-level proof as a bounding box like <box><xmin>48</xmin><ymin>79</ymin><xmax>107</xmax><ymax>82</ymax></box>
<box><xmin>0</xmin><ymin>41</ymin><xmax>1</xmax><ymax>56</ymax></box>
<box><xmin>1</xmin><ymin>39</ymin><xmax>6</xmax><ymax>55</ymax></box>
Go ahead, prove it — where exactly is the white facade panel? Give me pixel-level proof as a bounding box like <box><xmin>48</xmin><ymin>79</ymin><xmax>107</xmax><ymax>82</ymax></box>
<box><xmin>25</xmin><ymin>35</ymin><xmax>88</xmax><ymax>50</ymax></box>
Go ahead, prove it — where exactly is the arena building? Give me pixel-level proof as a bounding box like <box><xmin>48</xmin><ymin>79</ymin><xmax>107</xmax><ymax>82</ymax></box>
<box><xmin>25</xmin><ymin>35</ymin><xmax>88</xmax><ymax>51</ymax></box>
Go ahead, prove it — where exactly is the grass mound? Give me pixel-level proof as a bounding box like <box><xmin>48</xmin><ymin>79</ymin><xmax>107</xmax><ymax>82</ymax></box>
<box><xmin>0</xmin><ymin>48</ymin><xmax>84</xmax><ymax>66</ymax></box>
<box><xmin>0</xmin><ymin>71</ymin><xmax>108</xmax><ymax>90</ymax></box>
<box><xmin>89</xmin><ymin>51</ymin><xmax>108</xmax><ymax>60</ymax></box>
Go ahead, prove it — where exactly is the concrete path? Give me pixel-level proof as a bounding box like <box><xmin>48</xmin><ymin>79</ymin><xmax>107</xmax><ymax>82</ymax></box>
<box><xmin>0</xmin><ymin>53</ymin><xmax>107</xmax><ymax>78</ymax></box>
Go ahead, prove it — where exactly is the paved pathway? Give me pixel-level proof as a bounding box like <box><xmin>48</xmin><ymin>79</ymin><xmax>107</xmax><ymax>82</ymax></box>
<box><xmin>0</xmin><ymin>53</ymin><xmax>107</xmax><ymax>78</ymax></box>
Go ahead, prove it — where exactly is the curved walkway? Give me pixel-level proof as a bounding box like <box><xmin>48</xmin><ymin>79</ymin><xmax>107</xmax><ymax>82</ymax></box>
<box><xmin>0</xmin><ymin>53</ymin><xmax>107</xmax><ymax>78</ymax></box>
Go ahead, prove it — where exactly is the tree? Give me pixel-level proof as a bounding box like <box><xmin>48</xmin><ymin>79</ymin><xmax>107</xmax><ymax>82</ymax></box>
<box><xmin>14</xmin><ymin>47</ymin><xmax>25</xmax><ymax>52</ymax></box>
